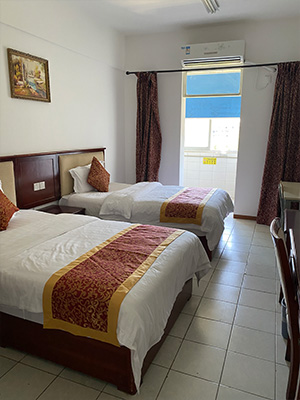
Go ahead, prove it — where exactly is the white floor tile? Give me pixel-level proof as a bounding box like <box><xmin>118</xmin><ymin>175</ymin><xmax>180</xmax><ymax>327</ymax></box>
<box><xmin>186</xmin><ymin>317</ymin><xmax>231</xmax><ymax>349</ymax></box>
<box><xmin>248</xmin><ymin>252</ymin><xmax>275</xmax><ymax>267</ymax></box>
<box><xmin>216</xmin><ymin>259</ymin><xmax>246</xmax><ymax>274</ymax></box>
<box><xmin>192</xmin><ymin>278</ymin><xmax>208</xmax><ymax>297</ymax></box>
<box><xmin>245</xmin><ymin>262</ymin><xmax>276</xmax><ymax>279</ymax></box>
<box><xmin>98</xmin><ymin>393</ymin><xmax>122</xmax><ymax>400</ymax></box>
<box><xmin>38</xmin><ymin>377</ymin><xmax>99</xmax><ymax>400</ymax></box>
<box><xmin>21</xmin><ymin>354</ymin><xmax>64</xmax><ymax>375</ymax></box>
<box><xmin>211</xmin><ymin>270</ymin><xmax>243</xmax><ymax>287</ymax></box>
<box><xmin>221</xmin><ymin>249</ymin><xmax>249</xmax><ymax>263</ymax></box>
<box><xmin>172</xmin><ymin>340</ymin><xmax>226</xmax><ymax>382</ymax></box>
<box><xmin>251</xmin><ymin>237</ymin><xmax>273</xmax><ymax>248</ymax></box>
<box><xmin>59</xmin><ymin>368</ymin><xmax>107</xmax><ymax>391</ymax></box>
<box><xmin>204</xmin><ymin>282</ymin><xmax>240</xmax><ymax>303</ymax></box>
<box><xmin>0</xmin><ymin>363</ymin><xmax>55</xmax><ymax>400</ymax></box>
<box><xmin>224</xmin><ymin>242</ymin><xmax>250</xmax><ymax>253</ymax></box>
<box><xmin>275</xmin><ymin>363</ymin><xmax>289</xmax><ymax>400</ymax></box>
<box><xmin>196</xmin><ymin>297</ymin><xmax>236</xmax><ymax>324</ymax></box>
<box><xmin>239</xmin><ymin>288</ymin><xmax>277</xmax><ymax>312</ymax></box>
<box><xmin>242</xmin><ymin>275</ymin><xmax>276</xmax><ymax>294</ymax></box>
<box><xmin>255</xmin><ymin>224</ymin><xmax>271</xmax><ymax>233</ymax></box>
<box><xmin>0</xmin><ymin>347</ymin><xmax>26</xmax><ymax>362</ymax></box>
<box><xmin>217</xmin><ymin>385</ymin><xmax>267</xmax><ymax>400</ymax></box>
<box><xmin>229</xmin><ymin>325</ymin><xmax>275</xmax><ymax>361</ymax></box>
<box><xmin>0</xmin><ymin>356</ymin><xmax>16</xmax><ymax>378</ymax></box>
<box><xmin>202</xmin><ymin>268</ymin><xmax>214</xmax><ymax>282</ymax></box>
<box><xmin>234</xmin><ymin>305</ymin><xmax>276</xmax><ymax>334</ymax></box>
<box><xmin>253</xmin><ymin>230</ymin><xmax>272</xmax><ymax>241</ymax></box>
<box><xmin>152</xmin><ymin>336</ymin><xmax>182</xmax><ymax>368</ymax></box>
<box><xmin>228</xmin><ymin>235</ymin><xmax>253</xmax><ymax>245</ymax></box>
<box><xmin>105</xmin><ymin>364</ymin><xmax>168</xmax><ymax>400</ymax></box>
<box><xmin>169</xmin><ymin>313</ymin><xmax>193</xmax><ymax>338</ymax></box>
<box><xmin>181</xmin><ymin>295</ymin><xmax>201</xmax><ymax>315</ymax></box>
<box><xmin>157</xmin><ymin>370</ymin><xmax>218</xmax><ymax>400</ymax></box>
<box><xmin>221</xmin><ymin>352</ymin><xmax>275</xmax><ymax>399</ymax></box>
<box><xmin>249</xmin><ymin>245</ymin><xmax>275</xmax><ymax>257</ymax></box>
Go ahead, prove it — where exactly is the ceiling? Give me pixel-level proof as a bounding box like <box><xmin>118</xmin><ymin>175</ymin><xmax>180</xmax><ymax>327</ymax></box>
<box><xmin>78</xmin><ymin>0</ymin><xmax>300</xmax><ymax>35</ymax></box>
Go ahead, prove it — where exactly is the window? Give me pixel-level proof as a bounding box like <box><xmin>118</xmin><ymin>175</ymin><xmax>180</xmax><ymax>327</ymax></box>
<box><xmin>183</xmin><ymin>70</ymin><xmax>242</xmax><ymax>156</ymax></box>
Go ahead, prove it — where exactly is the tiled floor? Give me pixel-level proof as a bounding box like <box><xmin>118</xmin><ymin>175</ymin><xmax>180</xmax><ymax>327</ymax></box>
<box><xmin>0</xmin><ymin>215</ymin><xmax>290</xmax><ymax>399</ymax></box>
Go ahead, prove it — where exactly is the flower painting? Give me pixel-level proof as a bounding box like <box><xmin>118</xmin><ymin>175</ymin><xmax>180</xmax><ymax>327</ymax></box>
<box><xmin>7</xmin><ymin>48</ymin><xmax>51</xmax><ymax>102</ymax></box>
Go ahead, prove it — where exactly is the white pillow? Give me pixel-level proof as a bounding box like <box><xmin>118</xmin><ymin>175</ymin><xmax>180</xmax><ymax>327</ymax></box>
<box><xmin>69</xmin><ymin>164</ymin><xmax>95</xmax><ymax>193</ymax></box>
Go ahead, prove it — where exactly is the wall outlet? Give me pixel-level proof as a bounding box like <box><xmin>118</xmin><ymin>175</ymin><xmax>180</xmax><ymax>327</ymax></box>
<box><xmin>33</xmin><ymin>181</ymin><xmax>46</xmax><ymax>191</ymax></box>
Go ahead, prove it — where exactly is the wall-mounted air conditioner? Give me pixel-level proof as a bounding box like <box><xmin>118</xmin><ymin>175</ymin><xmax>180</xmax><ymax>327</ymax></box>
<box><xmin>181</xmin><ymin>40</ymin><xmax>245</xmax><ymax>68</ymax></box>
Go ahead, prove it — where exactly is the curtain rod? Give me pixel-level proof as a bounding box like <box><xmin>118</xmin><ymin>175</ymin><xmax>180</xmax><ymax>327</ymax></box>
<box><xmin>125</xmin><ymin>61</ymin><xmax>282</xmax><ymax>75</ymax></box>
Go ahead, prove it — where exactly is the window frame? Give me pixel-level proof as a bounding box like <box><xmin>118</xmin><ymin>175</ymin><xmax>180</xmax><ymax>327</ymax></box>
<box><xmin>182</xmin><ymin>68</ymin><xmax>242</xmax><ymax>154</ymax></box>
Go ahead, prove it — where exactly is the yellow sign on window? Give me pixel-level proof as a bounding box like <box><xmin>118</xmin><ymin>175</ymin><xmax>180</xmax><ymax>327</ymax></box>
<box><xmin>203</xmin><ymin>157</ymin><xmax>217</xmax><ymax>165</ymax></box>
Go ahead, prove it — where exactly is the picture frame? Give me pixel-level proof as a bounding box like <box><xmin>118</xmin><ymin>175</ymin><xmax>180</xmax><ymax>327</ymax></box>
<box><xmin>7</xmin><ymin>48</ymin><xmax>51</xmax><ymax>102</ymax></box>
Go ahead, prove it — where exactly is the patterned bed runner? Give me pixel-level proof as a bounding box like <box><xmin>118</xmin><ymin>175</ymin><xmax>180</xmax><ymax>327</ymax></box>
<box><xmin>160</xmin><ymin>187</ymin><xmax>216</xmax><ymax>226</ymax></box>
<box><xmin>43</xmin><ymin>224</ymin><xmax>183</xmax><ymax>346</ymax></box>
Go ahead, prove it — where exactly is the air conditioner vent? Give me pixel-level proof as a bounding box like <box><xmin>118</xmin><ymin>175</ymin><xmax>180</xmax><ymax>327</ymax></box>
<box><xmin>182</xmin><ymin>55</ymin><xmax>243</xmax><ymax>68</ymax></box>
<box><xmin>181</xmin><ymin>40</ymin><xmax>245</xmax><ymax>69</ymax></box>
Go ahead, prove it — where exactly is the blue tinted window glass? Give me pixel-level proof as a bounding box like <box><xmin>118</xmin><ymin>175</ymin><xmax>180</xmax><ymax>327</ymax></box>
<box><xmin>186</xmin><ymin>97</ymin><xmax>241</xmax><ymax>118</ymax></box>
<box><xmin>186</xmin><ymin>72</ymin><xmax>241</xmax><ymax>95</ymax></box>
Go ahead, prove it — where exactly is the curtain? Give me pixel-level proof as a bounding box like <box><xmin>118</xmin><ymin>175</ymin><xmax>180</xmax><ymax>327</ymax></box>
<box><xmin>135</xmin><ymin>72</ymin><xmax>162</xmax><ymax>182</ymax></box>
<box><xmin>256</xmin><ymin>62</ymin><xmax>300</xmax><ymax>225</ymax></box>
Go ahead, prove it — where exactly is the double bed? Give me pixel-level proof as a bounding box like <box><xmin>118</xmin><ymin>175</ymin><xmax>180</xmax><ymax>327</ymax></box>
<box><xmin>0</xmin><ymin>157</ymin><xmax>210</xmax><ymax>394</ymax></box>
<box><xmin>58</xmin><ymin>149</ymin><xmax>234</xmax><ymax>258</ymax></box>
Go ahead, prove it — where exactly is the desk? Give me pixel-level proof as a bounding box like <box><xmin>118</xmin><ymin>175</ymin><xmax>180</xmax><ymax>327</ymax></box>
<box><xmin>281</xmin><ymin>181</ymin><xmax>300</xmax><ymax>209</ymax></box>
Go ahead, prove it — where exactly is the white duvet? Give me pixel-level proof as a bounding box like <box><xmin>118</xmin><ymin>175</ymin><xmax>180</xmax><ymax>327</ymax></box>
<box><xmin>0</xmin><ymin>210</ymin><xmax>210</xmax><ymax>390</ymax></box>
<box><xmin>60</xmin><ymin>182</ymin><xmax>234</xmax><ymax>251</ymax></box>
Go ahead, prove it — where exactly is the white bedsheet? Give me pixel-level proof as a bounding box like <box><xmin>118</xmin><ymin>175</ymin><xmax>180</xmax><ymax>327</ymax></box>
<box><xmin>0</xmin><ymin>209</ymin><xmax>210</xmax><ymax>390</ymax></box>
<box><xmin>60</xmin><ymin>182</ymin><xmax>234</xmax><ymax>250</ymax></box>
<box><xmin>59</xmin><ymin>182</ymin><xmax>131</xmax><ymax>216</ymax></box>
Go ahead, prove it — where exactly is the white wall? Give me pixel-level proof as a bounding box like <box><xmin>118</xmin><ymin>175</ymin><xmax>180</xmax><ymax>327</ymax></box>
<box><xmin>124</xmin><ymin>17</ymin><xmax>300</xmax><ymax>217</ymax></box>
<box><xmin>0</xmin><ymin>0</ymin><xmax>126</xmax><ymax>182</ymax></box>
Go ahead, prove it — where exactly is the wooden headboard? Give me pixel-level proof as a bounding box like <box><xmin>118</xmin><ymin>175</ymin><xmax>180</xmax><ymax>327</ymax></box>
<box><xmin>0</xmin><ymin>148</ymin><xmax>105</xmax><ymax>209</ymax></box>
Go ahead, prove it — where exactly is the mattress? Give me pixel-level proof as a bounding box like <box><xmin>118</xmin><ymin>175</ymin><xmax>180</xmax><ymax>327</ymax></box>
<box><xmin>60</xmin><ymin>182</ymin><xmax>234</xmax><ymax>250</ymax></box>
<box><xmin>0</xmin><ymin>209</ymin><xmax>210</xmax><ymax>389</ymax></box>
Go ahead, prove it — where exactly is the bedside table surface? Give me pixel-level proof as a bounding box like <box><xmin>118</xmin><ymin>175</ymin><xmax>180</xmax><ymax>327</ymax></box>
<box><xmin>39</xmin><ymin>205</ymin><xmax>85</xmax><ymax>215</ymax></box>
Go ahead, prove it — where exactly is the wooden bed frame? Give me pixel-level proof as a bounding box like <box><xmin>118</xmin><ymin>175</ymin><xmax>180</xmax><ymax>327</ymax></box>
<box><xmin>0</xmin><ymin>152</ymin><xmax>194</xmax><ymax>393</ymax></box>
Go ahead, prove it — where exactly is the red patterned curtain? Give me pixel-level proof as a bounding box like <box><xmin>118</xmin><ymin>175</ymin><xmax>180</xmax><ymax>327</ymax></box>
<box><xmin>257</xmin><ymin>62</ymin><xmax>300</xmax><ymax>225</ymax></box>
<box><xmin>135</xmin><ymin>72</ymin><xmax>162</xmax><ymax>182</ymax></box>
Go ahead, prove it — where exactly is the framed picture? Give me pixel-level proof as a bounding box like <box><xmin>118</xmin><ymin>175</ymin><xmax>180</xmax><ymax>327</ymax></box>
<box><xmin>7</xmin><ymin>48</ymin><xmax>51</xmax><ymax>102</ymax></box>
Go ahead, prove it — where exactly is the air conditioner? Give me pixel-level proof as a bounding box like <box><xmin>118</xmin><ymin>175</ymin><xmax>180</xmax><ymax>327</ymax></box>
<box><xmin>181</xmin><ymin>40</ymin><xmax>245</xmax><ymax>68</ymax></box>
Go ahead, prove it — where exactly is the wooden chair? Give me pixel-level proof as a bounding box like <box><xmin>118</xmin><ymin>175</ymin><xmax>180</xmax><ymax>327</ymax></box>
<box><xmin>270</xmin><ymin>218</ymin><xmax>300</xmax><ymax>400</ymax></box>
<box><xmin>279</xmin><ymin>181</ymin><xmax>285</xmax><ymax>227</ymax></box>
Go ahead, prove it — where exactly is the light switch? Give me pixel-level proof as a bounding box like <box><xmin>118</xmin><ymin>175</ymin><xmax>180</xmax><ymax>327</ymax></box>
<box><xmin>40</xmin><ymin>181</ymin><xmax>46</xmax><ymax>190</ymax></box>
<box><xmin>33</xmin><ymin>182</ymin><xmax>40</xmax><ymax>191</ymax></box>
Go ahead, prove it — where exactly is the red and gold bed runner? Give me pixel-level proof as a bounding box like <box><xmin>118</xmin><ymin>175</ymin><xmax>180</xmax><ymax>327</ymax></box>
<box><xmin>160</xmin><ymin>187</ymin><xmax>216</xmax><ymax>226</ymax></box>
<box><xmin>43</xmin><ymin>224</ymin><xmax>183</xmax><ymax>347</ymax></box>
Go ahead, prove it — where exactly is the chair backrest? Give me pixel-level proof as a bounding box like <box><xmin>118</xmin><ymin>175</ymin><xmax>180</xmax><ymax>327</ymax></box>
<box><xmin>270</xmin><ymin>218</ymin><xmax>299</xmax><ymax>340</ymax></box>
<box><xmin>278</xmin><ymin>181</ymin><xmax>285</xmax><ymax>227</ymax></box>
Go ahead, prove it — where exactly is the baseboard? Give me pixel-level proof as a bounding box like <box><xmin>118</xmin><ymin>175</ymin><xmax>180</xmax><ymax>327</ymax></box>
<box><xmin>233</xmin><ymin>214</ymin><xmax>257</xmax><ymax>221</ymax></box>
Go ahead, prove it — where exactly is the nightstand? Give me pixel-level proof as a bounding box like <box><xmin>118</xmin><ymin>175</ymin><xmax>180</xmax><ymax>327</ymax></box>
<box><xmin>39</xmin><ymin>205</ymin><xmax>85</xmax><ymax>215</ymax></box>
